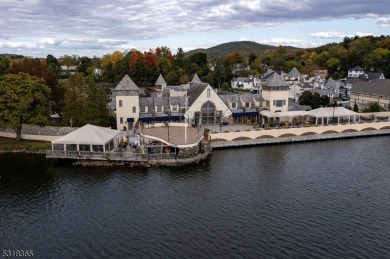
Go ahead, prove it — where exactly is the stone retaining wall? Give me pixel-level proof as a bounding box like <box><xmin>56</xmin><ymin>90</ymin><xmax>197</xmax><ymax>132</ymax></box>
<box><xmin>177</xmin><ymin>144</ymin><xmax>200</xmax><ymax>159</ymax></box>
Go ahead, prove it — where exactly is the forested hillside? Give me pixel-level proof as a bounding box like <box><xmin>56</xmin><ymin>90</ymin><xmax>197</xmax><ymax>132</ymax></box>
<box><xmin>1</xmin><ymin>35</ymin><xmax>390</xmax><ymax>127</ymax></box>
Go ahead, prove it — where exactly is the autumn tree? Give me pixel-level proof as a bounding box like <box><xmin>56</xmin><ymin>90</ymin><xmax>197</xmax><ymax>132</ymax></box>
<box><xmin>0</xmin><ymin>73</ymin><xmax>51</xmax><ymax>141</ymax></box>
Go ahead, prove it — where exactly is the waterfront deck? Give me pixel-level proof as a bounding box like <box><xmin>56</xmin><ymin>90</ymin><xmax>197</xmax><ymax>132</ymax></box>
<box><xmin>211</xmin><ymin>129</ymin><xmax>390</xmax><ymax>149</ymax></box>
<box><xmin>46</xmin><ymin>149</ymin><xmax>176</xmax><ymax>161</ymax></box>
<box><xmin>141</xmin><ymin>126</ymin><xmax>203</xmax><ymax>145</ymax></box>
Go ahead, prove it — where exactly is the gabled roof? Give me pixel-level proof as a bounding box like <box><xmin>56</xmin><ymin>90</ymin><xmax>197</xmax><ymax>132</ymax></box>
<box><xmin>360</xmin><ymin>72</ymin><xmax>385</xmax><ymax>81</ymax></box>
<box><xmin>114</xmin><ymin>75</ymin><xmax>139</xmax><ymax>91</ymax></box>
<box><xmin>262</xmin><ymin>72</ymin><xmax>289</xmax><ymax>87</ymax></box>
<box><xmin>190</xmin><ymin>74</ymin><xmax>202</xmax><ymax>84</ymax></box>
<box><xmin>324</xmin><ymin>77</ymin><xmax>337</xmax><ymax>89</ymax></box>
<box><xmin>349</xmin><ymin>66</ymin><xmax>364</xmax><ymax>71</ymax></box>
<box><xmin>154</xmin><ymin>74</ymin><xmax>167</xmax><ymax>86</ymax></box>
<box><xmin>53</xmin><ymin>124</ymin><xmax>121</xmax><ymax>145</ymax></box>
<box><xmin>186</xmin><ymin>83</ymin><xmax>209</xmax><ymax>106</ymax></box>
<box><xmin>351</xmin><ymin>79</ymin><xmax>390</xmax><ymax>96</ymax></box>
<box><xmin>288</xmin><ymin>67</ymin><xmax>301</xmax><ymax>78</ymax></box>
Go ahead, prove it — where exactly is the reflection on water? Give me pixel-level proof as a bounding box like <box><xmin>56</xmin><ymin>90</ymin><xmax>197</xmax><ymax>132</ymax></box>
<box><xmin>1</xmin><ymin>137</ymin><xmax>390</xmax><ymax>258</ymax></box>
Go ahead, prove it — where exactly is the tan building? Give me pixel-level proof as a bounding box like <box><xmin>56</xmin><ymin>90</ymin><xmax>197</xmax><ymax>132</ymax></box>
<box><xmin>350</xmin><ymin>79</ymin><xmax>390</xmax><ymax>111</ymax></box>
<box><xmin>313</xmin><ymin>69</ymin><xmax>328</xmax><ymax>79</ymax></box>
<box><xmin>114</xmin><ymin>75</ymin><xmax>140</xmax><ymax>130</ymax></box>
<box><xmin>261</xmin><ymin>72</ymin><xmax>290</xmax><ymax>113</ymax></box>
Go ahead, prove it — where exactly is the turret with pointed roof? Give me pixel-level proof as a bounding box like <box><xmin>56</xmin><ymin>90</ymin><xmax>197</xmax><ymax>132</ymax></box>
<box><xmin>114</xmin><ymin>75</ymin><xmax>140</xmax><ymax>129</ymax></box>
<box><xmin>190</xmin><ymin>74</ymin><xmax>202</xmax><ymax>84</ymax></box>
<box><xmin>155</xmin><ymin>74</ymin><xmax>167</xmax><ymax>86</ymax></box>
<box><xmin>261</xmin><ymin>72</ymin><xmax>289</xmax><ymax>112</ymax></box>
<box><xmin>114</xmin><ymin>75</ymin><xmax>140</xmax><ymax>96</ymax></box>
<box><xmin>262</xmin><ymin>72</ymin><xmax>289</xmax><ymax>88</ymax></box>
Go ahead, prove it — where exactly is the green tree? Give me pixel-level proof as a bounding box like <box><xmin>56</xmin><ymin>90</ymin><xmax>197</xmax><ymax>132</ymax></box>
<box><xmin>62</xmin><ymin>74</ymin><xmax>110</xmax><ymax>127</ymax></box>
<box><xmin>0</xmin><ymin>73</ymin><xmax>51</xmax><ymax>141</ymax></box>
<box><xmin>362</xmin><ymin>102</ymin><xmax>380</xmax><ymax>113</ymax></box>
<box><xmin>0</xmin><ymin>56</ymin><xmax>11</xmax><ymax>76</ymax></box>
<box><xmin>353</xmin><ymin>103</ymin><xmax>359</xmax><ymax>112</ymax></box>
<box><xmin>299</xmin><ymin>91</ymin><xmax>330</xmax><ymax>109</ymax></box>
<box><xmin>78</xmin><ymin>56</ymin><xmax>92</xmax><ymax>75</ymax></box>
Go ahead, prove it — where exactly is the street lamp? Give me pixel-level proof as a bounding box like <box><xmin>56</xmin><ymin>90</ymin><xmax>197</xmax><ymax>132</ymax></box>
<box><xmin>218</xmin><ymin>111</ymin><xmax>223</xmax><ymax>133</ymax></box>
<box><xmin>332</xmin><ymin>102</ymin><xmax>336</xmax><ymax>125</ymax></box>
<box><xmin>164</xmin><ymin>121</ymin><xmax>170</xmax><ymax>141</ymax></box>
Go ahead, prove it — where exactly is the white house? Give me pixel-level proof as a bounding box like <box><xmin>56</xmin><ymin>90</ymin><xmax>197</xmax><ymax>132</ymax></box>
<box><xmin>231</xmin><ymin>76</ymin><xmax>260</xmax><ymax>91</ymax></box>
<box><xmin>348</xmin><ymin>66</ymin><xmax>365</xmax><ymax>78</ymax></box>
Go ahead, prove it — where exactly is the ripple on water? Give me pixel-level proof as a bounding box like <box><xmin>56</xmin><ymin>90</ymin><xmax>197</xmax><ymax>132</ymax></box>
<box><xmin>0</xmin><ymin>137</ymin><xmax>390</xmax><ymax>258</ymax></box>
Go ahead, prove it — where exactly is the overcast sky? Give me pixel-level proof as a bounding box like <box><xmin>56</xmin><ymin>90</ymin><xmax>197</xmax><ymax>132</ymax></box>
<box><xmin>1</xmin><ymin>0</ymin><xmax>390</xmax><ymax>58</ymax></box>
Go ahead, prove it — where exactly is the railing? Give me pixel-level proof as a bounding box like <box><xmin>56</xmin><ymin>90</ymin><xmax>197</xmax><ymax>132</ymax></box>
<box><xmin>46</xmin><ymin>150</ymin><xmax>175</xmax><ymax>161</ymax></box>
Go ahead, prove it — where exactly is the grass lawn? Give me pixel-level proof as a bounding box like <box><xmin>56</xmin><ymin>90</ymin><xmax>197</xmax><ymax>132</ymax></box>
<box><xmin>0</xmin><ymin>137</ymin><xmax>51</xmax><ymax>152</ymax></box>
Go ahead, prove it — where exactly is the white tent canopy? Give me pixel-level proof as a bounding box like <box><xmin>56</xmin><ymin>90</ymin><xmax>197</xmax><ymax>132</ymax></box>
<box><xmin>308</xmin><ymin>107</ymin><xmax>358</xmax><ymax>118</ymax></box>
<box><xmin>52</xmin><ymin>124</ymin><xmax>121</xmax><ymax>152</ymax></box>
<box><xmin>308</xmin><ymin>107</ymin><xmax>359</xmax><ymax>125</ymax></box>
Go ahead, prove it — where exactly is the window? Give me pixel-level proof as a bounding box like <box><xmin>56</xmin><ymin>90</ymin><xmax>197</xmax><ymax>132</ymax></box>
<box><xmin>245</xmin><ymin>102</ymin><xmax>250</xmax><ymax>108</ymax></box>
<box><xmin>266</xmin><ymin>100</ymin><xmax>270</xmax><ymax>107</ymax></box>
<box><xmin>207</xmin><ymin>89</ymin><xmax>210</xmax><ymax>98</ymax></box>
<box><xmin>120</xmin><ymin>117</ymin><xmax>123</xmax><ymax>124</ymax></box>
<box><xmin>231</xmin><ymin>102</ymin><xmax>237</xmax><ymax>109</ymax></box>
<box><xmin>274</xmin><ymin>100</ymin><xmax>284</xmax><ymax>107</ymax></box>
<box><xmin>132</xmin><ymin>106</ymin><xmax>136</xmax><ymax>113</ymax></box>
<box><xmin>140</xmin><ymin>106</ymin><xmax>146</xmax><ymax>113</ymax></box>
<box><xmin>119</xmin><ymin>100</ymin><xmax>122</xmax><ymax>107</ymax></box>
<box><xmin>156</xmin><ymin>105</ymin><xmax>163</xmax><ymax>112</ymax></box>
<box><xmin>201</xmin><ymin>101</ymin><xmax>216</xmax><ymax>125</ymax></box>
<box><xmin>172</xmin><ymin>105</ymin><xmax>178</xmax><ymax>112</ymax></box>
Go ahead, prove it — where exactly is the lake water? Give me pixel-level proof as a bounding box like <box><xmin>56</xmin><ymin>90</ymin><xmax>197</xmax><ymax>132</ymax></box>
<box><xmin>1</xmin><ymin>137</ymin><xmax>389</xmax><ymax>258</ymax></box>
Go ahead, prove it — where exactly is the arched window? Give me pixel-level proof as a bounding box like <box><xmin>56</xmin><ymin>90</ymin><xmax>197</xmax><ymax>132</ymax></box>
<box><xmin>201</xmin><ymin>101</ymin><xmax>216</xmax><ymax>125</ymax></box>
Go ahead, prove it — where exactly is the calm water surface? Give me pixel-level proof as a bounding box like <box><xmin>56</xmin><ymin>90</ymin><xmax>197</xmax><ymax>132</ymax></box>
<box><xmin>1</xmin><ymin>137</ymin><xmax>389</xmax><ymax>258</ymax></box>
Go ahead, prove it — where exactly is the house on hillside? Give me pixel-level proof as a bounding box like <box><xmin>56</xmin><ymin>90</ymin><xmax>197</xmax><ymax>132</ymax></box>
<box><xmin>313</xmin><ymin>68</ymin><xmax>328</xmax><ymax>79</ymax></box>
<box><xmin>348</xmin><ymin>66</ymin><xmax>365</xmax><ymax>78</ymax></box>
<box><xmin>230</xmin><ymin>76</ymin><xmax>260</xmax><ymax>91</ymax></box>
<box><xmin>287</xmin><ymin>67</ymin><xmax>302</xmax><ymax>81</ymax></box>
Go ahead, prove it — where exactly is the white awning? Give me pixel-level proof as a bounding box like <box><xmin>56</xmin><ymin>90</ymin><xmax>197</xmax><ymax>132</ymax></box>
<box><xmin>277</xmin><ymin>111</ymin><xmax>309</xmax><ymax>117</ymax></box>
<box><xmin>260</xmin><ymin>110</ymin><xmax>280</xmax><ymax>118</ymax></box>
<box><xmin>53</xmin><ymin>124</ymin><xmax>121</xmax><ymax>145</ymax></box>
<box><xmin>308</xmin><ymin>107</ymin><xmax>359</xmax><ymax>118</ymax></box>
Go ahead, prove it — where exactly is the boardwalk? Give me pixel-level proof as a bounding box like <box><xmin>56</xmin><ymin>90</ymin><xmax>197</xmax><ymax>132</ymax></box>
<box><xmin>211</xmin><ymin>129</ymin><xmax>390</xmax><ymax>149</ymax></box>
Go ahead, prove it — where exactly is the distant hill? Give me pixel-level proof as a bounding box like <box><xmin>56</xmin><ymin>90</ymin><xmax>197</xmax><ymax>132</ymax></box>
<box><xmin>0</xmin><ymin>54</ymin><xmax>25</xmax><ymax>59</ymax></box>
<box><xmin>186</xmin><ymin>41</ymin><xmax>298</xmax><ymax>62</ymax></box>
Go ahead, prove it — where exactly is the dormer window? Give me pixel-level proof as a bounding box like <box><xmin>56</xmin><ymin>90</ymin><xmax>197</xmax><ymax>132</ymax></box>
<box><xmin>171</xmin><ymin>105</ymin><xmax>178</xmax><ymax>112</ymax></box>
<box><xmin>231</xmin><ymin>102</ymin><xmax>237</xmax><ymax>109</ymax></box>
<box><xmin>245</xmin><ymin>102</ymin><xmax>250</xmax><ymax>108</ymax></box>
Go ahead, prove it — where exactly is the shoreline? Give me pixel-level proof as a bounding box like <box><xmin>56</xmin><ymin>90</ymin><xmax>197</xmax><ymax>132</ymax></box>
<box><xmin>1</xmin><ymin>129</ymin><xmax>390</xmax><ymax>166</ymax></box>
